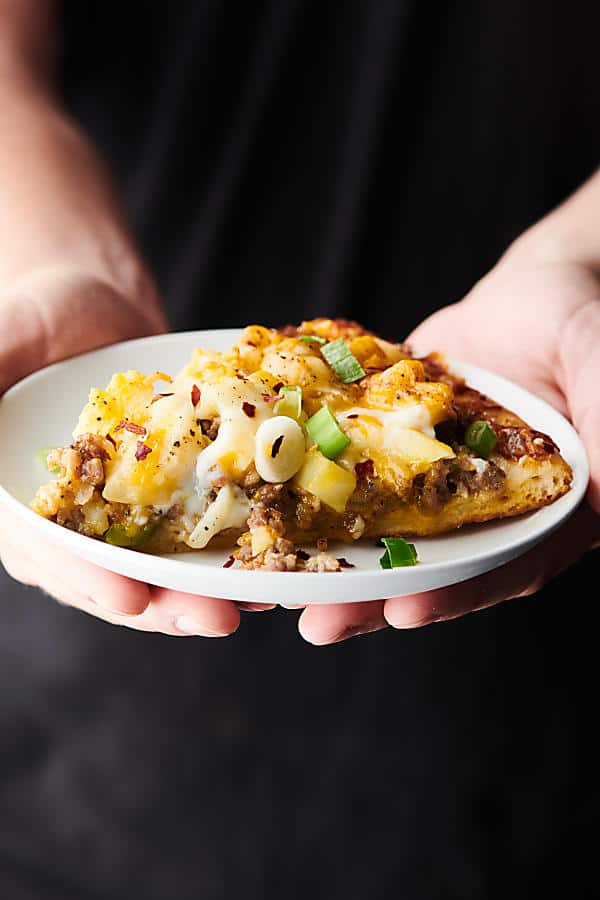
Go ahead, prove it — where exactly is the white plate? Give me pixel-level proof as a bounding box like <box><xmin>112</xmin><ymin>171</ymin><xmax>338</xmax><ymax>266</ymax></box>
<box><xmin>0</xmin><ymin>330</ymin><xmax>589</xmax><ymax>604</ymax></box>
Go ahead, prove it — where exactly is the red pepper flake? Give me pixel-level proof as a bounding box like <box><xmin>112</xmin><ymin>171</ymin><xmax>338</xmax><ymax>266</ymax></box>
<box><xmin>114</xmin><ymin>419</ymin><xmax>128</xmax><ymax>432</ymax></box>
<box><xmin>235</xmin><ymin>372</ymin><xmax>246</xmax><ymax>381</ymax></box>
<box><xmin>270</xmin><ymin>435</ymin><xmax>284</xmax><ymax>458</ymax></box>
<box><xmin>273</xmin><ymin>381</ymin><xmax>284</xmax><ymax>394</ymax></box>
<box><xmin>223</xmin><ymin>556</ymin><xmax>235</xmax><ymax>569</ymax></box>
<box><xmin>347</xmin><ymin>414</ymin><xmax>359</xmax><ymax>419</ymax></box>
<box><xmin>246</xmin><ymin>340</ymin><xmax>257</xmax><ymax>347</ymax></box>
<box><xmin>355</xmin><ymin>459</ymin><xmax>375</xmax><ymax>479</ymax></box>
<box><xmin>124</xmin><ymin>422</ymin><xmax>146</xmax><ymax>436</ymax></box>
<box><xmin>191</xmin><ymin>384</ymin><xmax>201</xmax><ymax>407</ymax></box>
<box><xmin>337</xmin><ymin>557</ymin><xmax>355</xmax><ymax>569</ymax></box>
<box><xmin>262</xmin><ymin>394</ymin><xmax>279</xmax><ymax>404</ymax></box>
<box><xmin>296</xmin><ymin>549</ymin><xmax>310</xmax><ymax>561</ymax></box>
<box><xmin>242</xmin><ymin>402</ymin><xmax>256</xmax><ymax>418</ymax></box>
<box><xmin>135</xmin><ymin>442</ymin><xmax>152</xmax><ymax>461</ymax></box>
<box><xmin>106</xmin><ymin>434</ymin><xmax>117</xmax><ymax>450</ymax></box>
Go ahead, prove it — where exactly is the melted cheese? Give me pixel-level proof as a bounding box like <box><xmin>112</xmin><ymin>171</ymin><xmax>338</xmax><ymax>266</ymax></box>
<box><xmin>101</xmin><ymin>391</ymin><xmax>206</xmax><ymax>507</ymax></box>
<box><xmin>193</xmin><ymin>377</ymin><xmax>273</xmax><ymax>489</ymax></box>
<box><xmin>68</xmin><ymin>322</ymin><xmax>460</xmax><ymax>545</ymax></box>
<box><xmin>336</xmin><ymin>404</ymin><xmax>454</xmax><ymax>482</ymax></box>
<box><xmin>338</xmin><ymin>405</ymin><xmax>436</xmax><ymax>439</ymax></box>
<box><xmin>187</xmin><ymin>484</ymin><xmax>250</xmax><ymax>549</ymax></box>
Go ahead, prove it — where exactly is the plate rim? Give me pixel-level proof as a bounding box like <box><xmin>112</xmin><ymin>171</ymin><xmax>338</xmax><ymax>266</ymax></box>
<box><xmin>0</xmin><ymin>329</ymin><xmax>589</xmax><ymax>603</ymax></box>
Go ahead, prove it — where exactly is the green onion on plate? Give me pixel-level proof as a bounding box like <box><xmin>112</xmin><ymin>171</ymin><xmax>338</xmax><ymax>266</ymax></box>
<box><xmin>379</xmin><ymin>536</ymin><xmax>418</xmax><ymax>569</ymax></box>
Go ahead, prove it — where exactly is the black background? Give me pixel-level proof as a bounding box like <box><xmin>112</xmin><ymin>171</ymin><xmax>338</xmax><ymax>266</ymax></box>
<box><xmin>1</xmin><ymin>2</ymin><xmax>599</xmax><ymax>898</ymax></box>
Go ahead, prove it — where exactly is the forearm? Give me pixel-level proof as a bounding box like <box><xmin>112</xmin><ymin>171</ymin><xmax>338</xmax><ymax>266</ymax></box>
<box><xmin>0</xmin><ymin>2</ymin><xmax>161</xmax><ymax>321</ymax></box>
<box><xmin>0</xmin><ymin>0</ymin><xmax>57</xmax><ymax>95</ymax></box>
<box><xmin>0</xmin><ymin>83</ymin><xmax>143</xmax><ymax>292</ymax></box>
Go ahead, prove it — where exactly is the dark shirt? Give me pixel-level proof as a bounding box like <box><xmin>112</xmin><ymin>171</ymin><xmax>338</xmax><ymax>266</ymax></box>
<box><xmin>0</xmin><ymin>2</ymin><xmax>598</xmax><ymax>898</ymax></box>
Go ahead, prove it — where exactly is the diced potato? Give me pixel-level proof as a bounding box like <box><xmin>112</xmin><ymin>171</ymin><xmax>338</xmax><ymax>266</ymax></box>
<box><xmin>294</xmin><ymin>449</ymin><xmax>356</xmax><ymax>513</ymax></box>
<box><xmin>251</xmin><ymin>525</ymin><xmax>277</xmax><ymax>556</ymax></box>
<box><xmin>393</xmin><ymin>428</ymin><xmax>454</xmax><ymax>463</ymax></box>
<box><xmin>82</xmin><ymin>496</ymin><xmax>110</xmax><ymax>536</ymax></box>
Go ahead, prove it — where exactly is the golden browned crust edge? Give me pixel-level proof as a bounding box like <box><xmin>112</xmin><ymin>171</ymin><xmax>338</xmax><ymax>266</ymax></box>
<box><xmin>360</xmin><ymin>453</ymin><xmax>572</xmax><ymax>538</ymax></box>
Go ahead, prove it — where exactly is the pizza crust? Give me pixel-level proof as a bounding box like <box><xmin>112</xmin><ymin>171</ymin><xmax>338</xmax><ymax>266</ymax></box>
<box><xmin>372</xmin><ymin>454</ymin><xmax>572</xmax><ymax>537</ymax></box>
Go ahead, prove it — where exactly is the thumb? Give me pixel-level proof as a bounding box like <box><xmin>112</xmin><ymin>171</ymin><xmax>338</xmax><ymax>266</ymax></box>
<box><xmin>408</xmin><ymin>301</ymin><xmax>468</xmax><ymax>356</ymax></box>
<box><xmin>412</xmin><ymin>296</ymin><xmax>600</xmax><ymax>516</ymax></box>
<box><xmin>0</xmin><ymin>265</ymin><xmax>167</xmax><ymax>394</ymax></box>
<box><xmin>559</xmin><ymin>299</ymin><xmax>600</xmax><ymax>514</ymax></box>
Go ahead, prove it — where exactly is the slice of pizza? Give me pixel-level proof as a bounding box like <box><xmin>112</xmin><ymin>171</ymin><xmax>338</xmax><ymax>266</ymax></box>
<box><xmin>32</xmin><ymin>319</ymin><xmax>572</xmax><ymax>571</ymax></box>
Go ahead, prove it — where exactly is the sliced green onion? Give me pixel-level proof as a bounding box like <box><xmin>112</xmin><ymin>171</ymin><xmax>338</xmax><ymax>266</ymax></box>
<box><xmin>37</xmin><ymin>446</ymin><xmax>60</xmax><ymax>474</ymax></box>
<box><xmin>299</xmin><ymin>335</ymin><xmax>327</xmax><ymax>345</ymax></box>
<box><xmin>105</xmin><ymin>519</ymin><xmax>161</xmax><ymax>548</ymax></box>
<box><xmin>274</xmin><ymin>384</ymin><xmax>302</xmax><ymax>420</ymax></box>
<box><xmin>321</xmin><ymin>338</ymin><xmax>365</xmax><ymax>383</ymax></box>
<box><xmin>305</xmin><ymin>405</ymin><xmax>350</xmax><ymax>459</ymax></box>
<box><xmin>464</xmin><ymin>420</ymin><xmax>497</xmax><ymax>459</ymax></box>
<box><xmin>379</xmin><ymin>537</ymin><xmax>418</xmax><ymax>569</ymax></box>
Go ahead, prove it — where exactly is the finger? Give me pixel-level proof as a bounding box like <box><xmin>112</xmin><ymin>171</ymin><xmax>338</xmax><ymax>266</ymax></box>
<box><xmin>408</xmin><ymin>299</ymin><xmax>485</xmax><ymax>362</ymax></box>
<box><xmin>0</xmin><ymin>541</ymin><xmax>40</xmax><ymax>587</ymax></box>
<box><xmin>147</xmin><ymin>586</ymin><xmax>240</xmax><ymax>637</ymax></box>
<box><xmin>69</xmin><ymin>590</ymin><xmax>239</xmax><ymax>637</ymax></box>
<box><xmin>1</xmin><ymin>541</ymin><xmax>147</xmax><ymax>627</ymax></box>
<box><xmin>1</xmin><ymin>538</ymin><xmax>239</xmax><ymax>636</ymax></box>
<box><xmin>0</xmin><ymin>526</ymin><xmax>150</xmax><ymax>615</ymax></box>
<box><xmin>385</xmin><ymin>504</ymin><xmax>598</xmax><ymax>629</ymax></box>
<box><xmin>298</xmin><ymin>600</ymin><xmax>387</xmax><ymax>645</ymax></box>
<box><xmin>1</xmin><ymin>511</ymin><xmax>242</xmax><ymax>635</ymax></box>
<box><xmin>384</xmin><ymin>579</ymin><xmax>515</xmax><ymax>630</ymax></box>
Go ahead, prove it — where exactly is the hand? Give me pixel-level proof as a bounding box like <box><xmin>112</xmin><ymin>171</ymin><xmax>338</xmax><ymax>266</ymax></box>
<box><xmin>0</xmin><ymin>82</ymin><xmax>271</xmax><ymax>636</ymax></box>
<box><xmin>298</xmin><ymin>254</ymin><xmax>600</xmax><ymax>644</ymax></box>
<box><xmin>0</xmin><ymin>266</ymin><xmax>268</xmax><ymax>636</ymax></box>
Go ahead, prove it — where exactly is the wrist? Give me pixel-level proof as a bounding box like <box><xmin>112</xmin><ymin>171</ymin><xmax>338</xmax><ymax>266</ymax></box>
<box><xmin>0</xmin><ymin>0</ymin><xmax>57</xmax><ymax>101</ymax></box>
<box><xmin>502</xmin><ymin>169</ymin><xmax>600</xmax><ymax>274</ymax></box>
<box><xmin>503</xmin><ymin>220</ymin><xmax>588</xmax><ymax>269</ymax></box>
<box><xmin>0</xmin><ymin>104</ymin><xmax>166</xmax><ymax>333</ymax></box>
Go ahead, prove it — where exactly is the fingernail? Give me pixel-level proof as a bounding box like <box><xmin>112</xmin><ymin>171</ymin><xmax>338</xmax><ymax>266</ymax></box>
<box><xmin>173</xmin><ymin>615</ymin><xmax>229</xmax><ymax>637</ymax></box>
<box><xmin>237</xmin><ymin>602</ymin><xmax>277</xmax><ymax>612</ymax></box>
